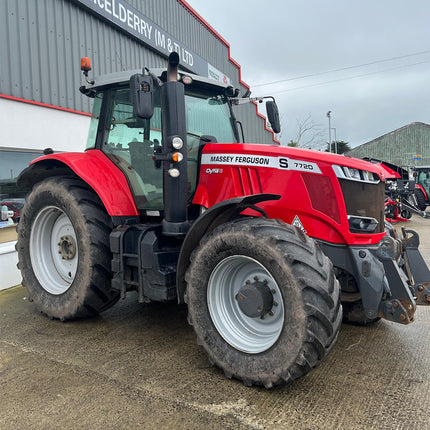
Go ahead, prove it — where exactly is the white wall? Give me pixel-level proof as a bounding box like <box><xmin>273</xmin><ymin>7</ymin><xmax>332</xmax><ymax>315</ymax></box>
<box><xmin>0</xmin><ymin>241</ymin><xmax>20</xmax><ymax>291</ymax></box>
<box><xmin>0</xmin><ymin>97</ymin><xmax>91</xmax><ymax>152</ymax></box>
<box><xmin>0</xmin><ymin>98</ymin><xmax>91</xmax><ymax>290</ymax></box>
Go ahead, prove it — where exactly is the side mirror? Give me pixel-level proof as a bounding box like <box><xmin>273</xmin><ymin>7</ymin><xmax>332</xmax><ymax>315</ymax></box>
<box><xmin>130</xmin><ymin>74</ymin><xmax>154</xmax><ymax>119</ymax></box>
<box><xmin>266</xmin><ymin>100</ymin><xmax>281</xmax><ymax>134</ymax></box>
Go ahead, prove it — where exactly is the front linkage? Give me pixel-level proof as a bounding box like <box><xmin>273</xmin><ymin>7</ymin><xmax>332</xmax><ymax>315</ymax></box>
<box><xmin>377</xmin><ymin>225</ymin><xmax>430</xmax><ymax>323</ymax></box>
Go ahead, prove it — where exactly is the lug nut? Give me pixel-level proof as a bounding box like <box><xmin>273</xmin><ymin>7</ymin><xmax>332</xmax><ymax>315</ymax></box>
<box><xmin>393</xmin><ymin>301</ymin><xmax>399</xmax><ymax>308</ymax></box>
<box><xmin>271</xmin><ymin>289</ymin><xmax>276</xmax><ymax>294</ymax></box>
<box><xmin>254</xmin><ymin>276</ymin><xmax>259</xmax><ymax>281</ymax></box>
<box><xmin>274</xmin><ymin>301</ymin><xmax>278</xmax><ymax>307</ymax></box>
<box><xmin>400</xmin><ymin>314</ymin><xmax>406</xmax><ymax>321</ymax></box>
<box><xmin>418</xmin><ymin>285</ymin><xmax>424</xmax><ymax>292</ymax></box>
<box><xmin>269</xmin><ymin>311</ymin><xmax>274</xmax><ymax>316</ymax></box>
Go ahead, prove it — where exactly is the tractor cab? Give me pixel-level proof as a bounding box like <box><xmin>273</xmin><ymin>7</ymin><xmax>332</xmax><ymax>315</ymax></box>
<box><xmin>79</xmin><ymin>53</ymin><xmax>280</xmax><ymax>237</ymax></box>
<box><xmin>413</xmin><ymin>166</ymin><xmax>430</xmax><ymax>210</ymax></box>
<box><xmin>414</xmin><ymin>166</ymin><xmax>430</xmax><ymax>193</ymax></box>
<box><xmin>82</xmin><ymin>65</ymin><xmax>238</xmax><ymax>215</ymax></box>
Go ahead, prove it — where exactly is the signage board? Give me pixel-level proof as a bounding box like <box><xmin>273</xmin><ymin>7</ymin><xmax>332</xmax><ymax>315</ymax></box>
<box><xmin>73</xmin><ymin>0</ymin><xmax>231</xmax><ymax>85</ymax></box>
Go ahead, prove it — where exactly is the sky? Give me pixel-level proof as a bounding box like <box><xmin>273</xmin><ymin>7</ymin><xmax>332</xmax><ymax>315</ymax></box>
<box><xmin>185</xmin><ymin>0</ymin><xmax>430</xmax><ymax>149</ymax></box>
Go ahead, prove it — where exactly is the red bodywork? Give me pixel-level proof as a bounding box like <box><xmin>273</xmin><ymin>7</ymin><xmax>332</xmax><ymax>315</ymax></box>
<box><xmin>30</xmin><ymin>150</ymin><xmax>139</xmax><ymax>216</ymax></box>
<box><xmin>30</xmin><ymin>144</ymin><xmax>387</xmax><ymax>246</ymax></box>
<box><xmin>193</xmin><ymin>144</ymin><xmax>387</xmax><ymax>246</ymax></box>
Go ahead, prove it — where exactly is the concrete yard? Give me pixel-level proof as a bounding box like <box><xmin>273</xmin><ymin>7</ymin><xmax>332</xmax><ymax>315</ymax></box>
<box><xmin>1</xmin><ymin>216</ymin><xmax>430</xmax><ymax>430</ymax></box>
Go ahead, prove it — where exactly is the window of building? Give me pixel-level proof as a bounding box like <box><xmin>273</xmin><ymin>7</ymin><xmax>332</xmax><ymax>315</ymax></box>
<box><xmin>0</xmin><ymin>148</ymin><xmax>43</xmax><ymax>233</ymax></box>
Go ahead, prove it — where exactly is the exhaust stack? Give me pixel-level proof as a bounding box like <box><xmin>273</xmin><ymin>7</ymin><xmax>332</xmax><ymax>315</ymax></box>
<box><xmin>161</xmin><ymin>52</ymin><xmax>189</xmax><ymax>236</ymax></box>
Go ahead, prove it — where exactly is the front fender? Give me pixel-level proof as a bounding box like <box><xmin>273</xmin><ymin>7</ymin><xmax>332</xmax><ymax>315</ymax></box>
<box><xmin>17</xmin><ymin>149</ymin><xmax>139</xmax><ymax>217</ymax></box>
<box><xmin>176</xmin><ymin>193</ymin><xmax>281</xmax><ymax>303</ymax></box>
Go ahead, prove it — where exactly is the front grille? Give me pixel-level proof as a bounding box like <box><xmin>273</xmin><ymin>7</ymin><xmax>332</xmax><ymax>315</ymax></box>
<box><xmin>338</xmin><ymin>179</ymin><xmax>385</xmax><ymax>234</ymax></box>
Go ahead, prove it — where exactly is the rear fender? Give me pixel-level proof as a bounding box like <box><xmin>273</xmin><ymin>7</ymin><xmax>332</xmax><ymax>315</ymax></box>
<box><xmin>17</xmin><ymin>150</ymin><xmax>139</xmax><ymax>220</ymax></box>
<box><xmin>176</xmin><ymin>193</ymin><xmax>281</xmax><ymax>303</ymax></box>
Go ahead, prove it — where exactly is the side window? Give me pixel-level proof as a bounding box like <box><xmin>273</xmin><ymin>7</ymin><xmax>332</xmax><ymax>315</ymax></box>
<box><xmin>102</xmin><ymin>88</ymin><xmax>163</xmax><ymax>211</ymax></box>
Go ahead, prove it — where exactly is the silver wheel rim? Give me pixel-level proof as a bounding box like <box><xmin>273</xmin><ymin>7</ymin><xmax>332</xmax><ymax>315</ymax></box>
<box><xmin>30</xmin><ymin>206</ymin><xmax>78</xmax><ymax>295</ymax></box>
<box><xmin>207</xmin><ymin>255</ymin><xmax>284</xmax><ymax>354</ymax></box>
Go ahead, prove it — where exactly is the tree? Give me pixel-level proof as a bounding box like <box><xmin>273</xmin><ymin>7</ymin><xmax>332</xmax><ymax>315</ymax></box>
<box><xmin>294</xmin><ymin>114</ymin><xmax>325</xmax><ymax>148</ymax></box>
<box><xmin>287</xmin><ymin>140</ymin><xmax>299</xmax><ymax>147</ymax></box>
<box><xmin>325</xmin><ymin>140</ymin><xmax>351</xmax><ymax>154</ymax></box>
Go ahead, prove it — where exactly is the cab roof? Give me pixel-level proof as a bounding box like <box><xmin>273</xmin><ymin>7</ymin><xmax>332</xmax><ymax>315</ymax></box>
<box><xmin>84</xmin><ymin>68</ymin><xmax>232</xmax><ymax>93</ymax></box>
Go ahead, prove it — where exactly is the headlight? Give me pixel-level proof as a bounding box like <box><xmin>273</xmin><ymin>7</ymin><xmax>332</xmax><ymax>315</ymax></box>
<box><xmin>332</xmin><ymin>165</ymin><xmax>380</xmax><ymax>184</ymax></box>
<box><xmin>348</xmin><ymin>215</ymin><xmax>379</xmax><ymax>233</ymax></box>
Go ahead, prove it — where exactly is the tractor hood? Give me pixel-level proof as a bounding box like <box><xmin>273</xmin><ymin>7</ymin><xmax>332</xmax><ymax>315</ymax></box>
<box><xmin>200</xmin><ymin>143</ymin><xmax>386</xmax><ymax>181</ymax></box>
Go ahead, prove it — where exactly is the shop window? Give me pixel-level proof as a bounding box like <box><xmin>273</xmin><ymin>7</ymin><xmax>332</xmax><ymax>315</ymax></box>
<box><xmin>0</xmin><ymin>149</ymin><xmax>43</xmax><ymax>238</ymax></box>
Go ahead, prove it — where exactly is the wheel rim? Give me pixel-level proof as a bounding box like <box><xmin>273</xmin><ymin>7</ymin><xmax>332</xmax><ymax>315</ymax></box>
<box><xmin>30</xmin><ymin>206</ymin><xmax>78</xmax><ymax>295</ymax></box>
<box><xmin>207</xmin><ymin>255</ymin><xmax>284</xmax><ymax>354</ymax></box>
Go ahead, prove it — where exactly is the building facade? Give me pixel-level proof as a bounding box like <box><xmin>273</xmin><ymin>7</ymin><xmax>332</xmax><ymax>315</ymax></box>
<box><xmin>0</xmin><ymin>0</ymin><xmax>277</xmax><ymax>289</ymax></box>
<box><xmin>346</xmin><ymin>122</ymin><xmax>430</xmax><ymax>166</ymax></box>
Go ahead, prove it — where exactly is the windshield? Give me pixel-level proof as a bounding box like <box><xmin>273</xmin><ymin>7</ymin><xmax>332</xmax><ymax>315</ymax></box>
<box><xmin>96</xmin><ymin>83</ymin><xmax>236</xmax><ymax>211</ymax></box>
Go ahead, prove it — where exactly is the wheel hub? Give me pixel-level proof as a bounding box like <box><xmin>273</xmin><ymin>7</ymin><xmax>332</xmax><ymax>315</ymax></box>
<box><xmin>236</xmin><ymin>278</ymin><xmax>274</xmax><ymax>318</ymax></box>
<box><xmin>57</xmin><ymin>235</ymin><xmax>76</xmax><ymax>260</ymax></box>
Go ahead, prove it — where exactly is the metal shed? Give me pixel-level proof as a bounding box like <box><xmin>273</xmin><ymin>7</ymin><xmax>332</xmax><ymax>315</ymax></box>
<box><xmin>346</xmin><ymin>122</ymin><xmax>430</xmax><ymax>166</ymax></box>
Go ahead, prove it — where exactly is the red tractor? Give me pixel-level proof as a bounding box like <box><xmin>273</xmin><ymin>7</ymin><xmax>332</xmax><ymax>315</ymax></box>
<box><xmin>16</xmin><ymin>53</ymin><xmax>430</xmax><ymax>388</ymax></box>
<box><xmin>413</xmin><ymin>166</ymin><xmax>430</xmax><ymax>210</ymax></box>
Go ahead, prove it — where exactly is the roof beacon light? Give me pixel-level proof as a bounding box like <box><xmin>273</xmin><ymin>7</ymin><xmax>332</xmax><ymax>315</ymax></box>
<box><xmin>80</xmin><ymin>57</ymin><xmax>92</xmax><ymax>73</ymax></box>
<box><xmin>80</xmin><ymin>57</ymin><xmax>94</xmax><ymax>85</ymax></box>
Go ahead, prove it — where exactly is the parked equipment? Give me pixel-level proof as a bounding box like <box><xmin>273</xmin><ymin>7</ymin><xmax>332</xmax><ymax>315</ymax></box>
<box><xmin>16</xmin><ymin>53</ymin><xmax>430</xmax><ymax>387</ymax></box>
<box><xmin>363</xmin><ymin>158</ymin><xmax>428</xmax><ymax>221</ymax></box>
<box><xmin>413</xmin><ymin>166</ymin><xmax>430</xmax><ymax>210</ymax></box>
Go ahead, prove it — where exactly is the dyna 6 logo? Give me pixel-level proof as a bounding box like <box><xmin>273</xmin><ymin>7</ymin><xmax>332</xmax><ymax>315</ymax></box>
<box><xmin>206</xmin><ymin>168</ymin><xmax>224</xmax><ymax>174</ymax></box>
<box><xmin>201</xmin><ymin>154</ymin><xmax>322</xmax><ymax>174</ymax></box>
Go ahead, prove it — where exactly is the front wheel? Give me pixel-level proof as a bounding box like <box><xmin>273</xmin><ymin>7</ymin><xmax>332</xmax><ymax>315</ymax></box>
<box><xmin>185</xmin><ymin>218</ymin><xmax>342</xmax><ymax>387</ymax></box>
<box><xmin>16</xmin><ymin>177</ymin><xmax>120</xmax><ymax>320</ymax></box>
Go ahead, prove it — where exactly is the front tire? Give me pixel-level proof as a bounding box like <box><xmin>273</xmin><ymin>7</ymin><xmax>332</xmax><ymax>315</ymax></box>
<box><xmin>185</xmin><ymin>218</ymin><xmax>342</xmax><ymax>387</ymax></box>
<box><xmin>17</xmin><ymin>177</ymin><xmax>119</xmax><ymax>320</ymax></box>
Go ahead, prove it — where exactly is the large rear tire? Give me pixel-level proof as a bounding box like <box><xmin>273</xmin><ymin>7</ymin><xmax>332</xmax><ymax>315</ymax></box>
<box><xmin>185</xmin><ymin>218</ymin><xmax>342</xmax><ymax>387</ymax></box>
<box><xmin>16</xmin><ymin>177</ymin><xmax>119</xmax><ymax>320</ymax></box>
<box><xmin>415</xmin><ymin>189</ymin><xmax>427</xmax><ymax>211</ymax></box>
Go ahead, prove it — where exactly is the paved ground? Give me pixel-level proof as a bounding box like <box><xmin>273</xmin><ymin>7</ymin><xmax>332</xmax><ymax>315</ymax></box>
<box><xmin>1</xmin><ymin>216</ymin><xmax>430</xmax><ymax>430</ymax></box>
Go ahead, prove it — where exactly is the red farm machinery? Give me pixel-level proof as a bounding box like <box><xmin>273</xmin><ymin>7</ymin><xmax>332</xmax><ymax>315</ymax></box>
<box><xmin>16</xmin><ymin>53</ymin><xmax>430</xmax><ymax>388</ymax></box>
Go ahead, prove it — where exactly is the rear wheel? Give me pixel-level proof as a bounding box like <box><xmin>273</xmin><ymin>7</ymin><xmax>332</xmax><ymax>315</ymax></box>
<box><xmin>185</xmin><ymin>218</ymin><xmax>342</xmax><ymax>387</ymax></box>
<box><xmin>415</xmin><ymin>189</ymin><xmax>427</xmax><ymax>211</ymax></box>
<box><xmin>16</xmin><ymin>177</ymin><xmax>119</xmax><ymax>320</ymax></box>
